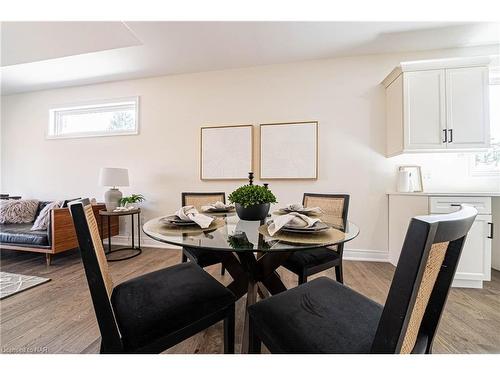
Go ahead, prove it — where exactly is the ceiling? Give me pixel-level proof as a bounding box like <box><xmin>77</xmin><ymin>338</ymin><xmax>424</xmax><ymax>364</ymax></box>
<box><xmin>1</xmin><ymin>21</ymin><xmax>499</xmax><ymax>95</ymax></box>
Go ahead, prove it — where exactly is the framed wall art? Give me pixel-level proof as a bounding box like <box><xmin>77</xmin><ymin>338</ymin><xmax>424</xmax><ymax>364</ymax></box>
<box><xmin>259</xmin><ymin>121</ymin><xmax>318</xmax><ymax>179</ymax></box>
<box><xmin>200</xmin><ymin>124</ymin><xmax>253</xmax><ymax>180</ymax></box>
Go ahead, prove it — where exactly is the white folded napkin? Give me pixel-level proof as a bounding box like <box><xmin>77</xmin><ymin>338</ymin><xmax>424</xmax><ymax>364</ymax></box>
<box><xmin>201</xmin><ymin>201</ymin><xmax>234</xmax><ymax>212</ymax></box>
<box><xmin>285</xmin><ymin>203</ymin><xmax>323</xmax><ymax>214</ymax></box>
<box><xmin>175</xmin><ymin>205</ymin><xmax>214</xmax><ymax>228</ymax></box>
<box><xmin>267</xmin><ymin>213</ymin><xmax>321</xmax><ymax>236</ymax></box>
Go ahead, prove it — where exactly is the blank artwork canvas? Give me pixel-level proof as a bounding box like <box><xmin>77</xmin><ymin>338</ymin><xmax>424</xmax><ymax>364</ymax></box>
<box><xmin>201</xmin><ymin>125</ymin><xmax>253</xmax><ymax>179</ymax></box>
<box><xmin>260</xmin><ymin>122</ymin><xmax>317</xmax><ymax>179</ymax></box>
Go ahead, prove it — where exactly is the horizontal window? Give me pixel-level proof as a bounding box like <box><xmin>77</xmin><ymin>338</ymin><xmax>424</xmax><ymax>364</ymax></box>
<box><xmin>48</xmin><ymin>97</ymin><xmax>139</xmax><ymax>139</ymax></box>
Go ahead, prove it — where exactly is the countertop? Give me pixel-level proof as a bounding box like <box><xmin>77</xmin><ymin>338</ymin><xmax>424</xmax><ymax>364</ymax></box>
<box><xmin>387</xmin><ymin>191</ymin><xmax>500</xmax><ymax>197</ymax></box>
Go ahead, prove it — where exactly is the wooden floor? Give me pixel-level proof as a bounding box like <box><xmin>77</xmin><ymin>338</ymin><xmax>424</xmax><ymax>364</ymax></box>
<box><xmin>1</xmin><ymin>247</ymin><xmax>499</xmax><ymax>354</ymax></box>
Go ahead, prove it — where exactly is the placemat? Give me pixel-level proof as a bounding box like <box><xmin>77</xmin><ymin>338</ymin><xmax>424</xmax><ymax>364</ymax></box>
<box><xmin>258</xmin><ymin>223</ymin><xmax>346</xmax><ymax>245</ymax></box>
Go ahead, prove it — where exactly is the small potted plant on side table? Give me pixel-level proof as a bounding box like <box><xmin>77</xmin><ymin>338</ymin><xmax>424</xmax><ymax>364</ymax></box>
<box><xmin>228</xmin><ymin>174</ymin><xmax>277</xmax><ymax>221</ymax></box>
<box><xmin>118</xmin><ymin>194</ymin><xmax>145</xmax><ymax>210</ymax></box>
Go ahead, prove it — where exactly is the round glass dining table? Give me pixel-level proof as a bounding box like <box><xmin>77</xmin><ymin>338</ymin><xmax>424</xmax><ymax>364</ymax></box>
<box><xmin>143</xmin><ymin>213</ymin><xmax>359</xmax><ymax>353</ymax></box>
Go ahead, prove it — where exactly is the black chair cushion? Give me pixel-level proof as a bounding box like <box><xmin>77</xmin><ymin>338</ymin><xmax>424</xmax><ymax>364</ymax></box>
<box><xmin>183</xmin><ymin>246</ymin><xmax>222</xmax><ymax>268</ymax></box>
<box><xmin>0</xmin><ymin>223</ymin><xmax>50</xmax><ymax>247</ymax></box>
<box><xmin>111</xmin><ymin>262</ymin><xmax>235</xmax><ymax>350</ymax></box>
<box><xmin>248</xmin><ymin>277</ymin><xmax>383</xmax><ymax>353</ymax></box>
<box><xmin>282</xmin><ymin>247</ymin><xmax>340</xmax><ymax>274</ymax></box>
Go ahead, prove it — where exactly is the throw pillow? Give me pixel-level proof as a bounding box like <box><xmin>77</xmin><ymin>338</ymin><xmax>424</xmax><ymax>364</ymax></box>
<box><xmin>31</xmin><ymin>201</ymin><xmax>62</xmax><ymax>231</ymax></box>
<box><xmin>0</xmin><ymin>199</ymin><xmax>39</xmax><ymax>224</ymax></box>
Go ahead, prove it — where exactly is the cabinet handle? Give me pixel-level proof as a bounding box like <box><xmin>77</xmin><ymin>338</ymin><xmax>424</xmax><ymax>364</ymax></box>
<box><xmin>443</xmin><ymin>129</ymin><xmax>448</xmax><ymax>143</ymax></box>
<box><xmin>488</xmin><ymin>222</ymin><xmax>494</xmax><ymax>239</ymax></box>
<box><xmin>448</xmin><ymin>129</ymin><xmax>453</xmax><ymax>143</ymax></box>
<box><xmin>450</xmin><ymin>204</ymin><xmax>461</xmax><ymax>207</ymax></box>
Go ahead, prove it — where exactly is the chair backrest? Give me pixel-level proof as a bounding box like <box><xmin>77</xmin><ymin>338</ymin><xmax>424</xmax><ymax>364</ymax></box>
<box><xmin>182</xmin><ymin>192</ymin><xmax>226</xmax><ymax>211</ymax></box>
<box><xmin>303</xmin><ymin>193</ymin><xmax>349</xmax><ymax>232</ymax></box>
<box><xmin>302</xmin><ymin>193</ymin><xmax>349</xmax><ymax>222</ymax></box>
<box><xmin>69</xmin><ymin>199</ymin><xmax>122</xmax><ymax>353</ymax></box>
<box><xmin>371</xmin><ymin>205</ymin><xmax>477</xmax><ymax>354</ymax></box>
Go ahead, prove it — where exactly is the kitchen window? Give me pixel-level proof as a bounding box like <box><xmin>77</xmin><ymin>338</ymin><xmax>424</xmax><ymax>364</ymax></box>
<box><xmin>471</xmin><ymin>70</ymin><xmax>499</xmax><ymax>176</ymax></box>
<box><xmin>48</xmin><ymin>97</ymin><xmax>139</xmax><ymax>139</ymax></box>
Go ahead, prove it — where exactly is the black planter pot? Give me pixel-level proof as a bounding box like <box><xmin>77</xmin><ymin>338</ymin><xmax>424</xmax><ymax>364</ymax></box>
<box><xmin>235</xmin><ymin>203</ymin><xmax>270</xmax><ymax>221</ymax></box>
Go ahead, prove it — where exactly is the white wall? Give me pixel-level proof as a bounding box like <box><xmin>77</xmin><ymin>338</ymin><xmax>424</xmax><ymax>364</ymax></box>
<box><xmin>2</xmin><ymin>45</ymin><xmax>499</xmax><ymax>258</ymax></box>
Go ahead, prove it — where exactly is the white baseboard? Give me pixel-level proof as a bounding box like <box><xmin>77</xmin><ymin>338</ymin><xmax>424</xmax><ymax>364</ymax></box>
<box><xmin>113</xmin><ymin>234</ymin><xmax>390</xmax><ymax>262</ymax></box>
<box><xmin>343</xmin><ymin>248</ymin><xmax>389</xmax><ymax>262</ymax></box>
<box><xmin>112</xmin><ymin>235</ymin><xmax>179</xmax><ymax>249</ymax></box>
<box><xmin>452</xmin><ymin>279</ymin><xmax>483</xmax><ymax>288</ymax></box>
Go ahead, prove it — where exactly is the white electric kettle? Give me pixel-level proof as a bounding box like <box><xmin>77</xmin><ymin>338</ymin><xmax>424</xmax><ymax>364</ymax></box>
<box><xmin>397</xmin><ymin>168</ymin><xmax>414</xmax><ymax>192</ymax></box>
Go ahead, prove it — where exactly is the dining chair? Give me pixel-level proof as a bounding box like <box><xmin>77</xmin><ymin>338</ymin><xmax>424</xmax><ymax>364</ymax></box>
<box><xmin>248</xmin><ymin>205</ymin><xmax>477</xmax><ymax>354</ymax></box>
<box><xmin>181</xmin><ymin>192</ymin><xmax>226</xmax><ymax>275</ymax></box>
<box><xmin>69</xmin><ymin>199</ymin><xmax>235</xmax><ymax>353</ymax></box>
<box><xmin>282</xmin><ymin>193</ymin><xmax>349</xmax><ymax>285</ymax></box>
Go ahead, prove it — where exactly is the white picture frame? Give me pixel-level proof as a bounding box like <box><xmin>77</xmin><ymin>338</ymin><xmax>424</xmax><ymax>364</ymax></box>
<box><xmin>200</xmin><ymin>125</ymin><xmax>253</xmax><ymax>180</ymax></box>
<box><xmin>260</xmin><ymin>121</ymin><xmax>318</xmax><ymax>180</ymax></box>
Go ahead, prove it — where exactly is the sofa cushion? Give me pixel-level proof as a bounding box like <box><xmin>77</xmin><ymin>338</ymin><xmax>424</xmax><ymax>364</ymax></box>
<box><xmin>0</xmin><ymin>199</ymin><xmax>39</xmax><ymax>224</ymax></box>
<box><xmin>34</xmin><ymin>201</ymin><xmax>52</xmax><ymax>219</ymax></box>
<box><xmin>0</xmin><ymin>223</ymin><xmax>50</xmax><ymax>247</ymax></box>
<box><xmin>31</xmin><ymin>201</ymin><xmax>61</xmax><ymax>231</ymax></box>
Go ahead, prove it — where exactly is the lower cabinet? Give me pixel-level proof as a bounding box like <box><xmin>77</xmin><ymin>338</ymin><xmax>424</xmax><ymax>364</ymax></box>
<box><xmin>453</xmin><ymin>215</ymin><xmax>492</xmax><ymax>288</ymax></box>
<box><xmin>388</xmin><ymin>194</ymin><xmax>493</xmax><ymax>288</ymax></box>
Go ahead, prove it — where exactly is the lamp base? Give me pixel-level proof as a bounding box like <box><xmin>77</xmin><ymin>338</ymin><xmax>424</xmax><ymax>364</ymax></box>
<box><xmin>104</xmin><ymin>188</ymin><xmax>122</xmax><ymax>212</ymax></box>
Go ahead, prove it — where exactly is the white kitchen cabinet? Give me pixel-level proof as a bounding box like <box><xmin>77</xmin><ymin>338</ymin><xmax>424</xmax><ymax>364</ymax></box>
<box><xmin>445</xmin><ymin>67</ymin><xmax>490</xmax><ymax>149</ymax></box>
<box><xmin>429</xmin><ymin>196</ymin><xmax>492</xmax><ymax>288</ymax></box>
<box><xmin>453</xmin><ymin>215</ymin><xmax>492</xmax><ymax>288</ymax></box>
<box><xmin>388</xmin><ymin>194</ymin><xmax>429</xmax><ymax>265</ymax></box>
<box><xmin>383</xmin><ymin>57</ymin><xmax>491</xmax><ymax>156</ymax></box>
<box><xmin>403</xmin><ymin>70</ymin><xmax>446</xmax><ymax>150</ymax></box>
<box><xmin>388</xmin><ymin>193</ymin><xmax>494</xmax><ymax>288</ymax></box>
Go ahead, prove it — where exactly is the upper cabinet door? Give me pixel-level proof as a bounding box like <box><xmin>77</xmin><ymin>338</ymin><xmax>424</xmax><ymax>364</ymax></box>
<box><xmin>446</xmin><ymin>67</ymin><xmax>490</xmax><ymax>149</ymax></box>
<box><xmin>403</xmin><ymin>70</ymin><xmax>447</xmax><ymax>150</ymax></box>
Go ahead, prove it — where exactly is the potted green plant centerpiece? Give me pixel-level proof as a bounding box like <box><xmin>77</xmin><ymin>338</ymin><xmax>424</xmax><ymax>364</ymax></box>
<box><xmin>119</xmin><ymin>194</ymin><xmax>145</xmax><ymax>210</ymax></box>
<box><xmin>228</xmin><ymin>181</ymin><xmax>277</xmax><ymax>221</ymax></box>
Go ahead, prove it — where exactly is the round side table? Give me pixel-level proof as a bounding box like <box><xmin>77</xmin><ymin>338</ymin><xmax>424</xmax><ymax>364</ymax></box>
<box><xmin>99</xmin><ymin>208</ymin><xmax>142</xmax><ymax>262</ymax></box>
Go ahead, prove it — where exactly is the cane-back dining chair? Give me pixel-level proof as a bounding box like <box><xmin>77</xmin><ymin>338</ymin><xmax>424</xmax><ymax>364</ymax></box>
<box><xmin>69</xmin><ymin>199</ymin><xmax>235</xmax><ymax>353</ymax></box>
<box><xmin>248</xmin><ymin>205</ymin><xmax>477</xmax><ymax>354</ymax></box>
<box><xmin>282</xmin><ymin>193</ymin><xmax>349</xmax><ymax>284</ymax></box>
<box><xmin>181</xmin><ymin>192</ymin><xmax>226</xmax><ymax>275</ymax></box>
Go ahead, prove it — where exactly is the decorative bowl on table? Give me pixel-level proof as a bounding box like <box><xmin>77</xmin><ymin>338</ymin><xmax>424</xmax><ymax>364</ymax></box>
<box><xmin>235</xmin><ymin>202</ymin><xmax>270</xmax><ymax>221</ymax></box>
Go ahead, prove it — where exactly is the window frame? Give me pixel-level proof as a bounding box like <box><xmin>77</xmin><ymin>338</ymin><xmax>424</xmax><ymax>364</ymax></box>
<box><xmin>47</xmin><ymin>96</ymin><xmax>140</xmax><ymax>140</ymax></box>
<box><xmin>470</xmin><ymin>69</ymin><xmax>500</xmax><ymax>177</ymax></box>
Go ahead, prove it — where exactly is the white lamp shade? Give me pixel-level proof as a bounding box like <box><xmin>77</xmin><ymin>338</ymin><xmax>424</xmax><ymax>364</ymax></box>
<box><xmin>99</xmin><ymin>168</ymin><xmax>129</xmax><ymax>187</ymax></box>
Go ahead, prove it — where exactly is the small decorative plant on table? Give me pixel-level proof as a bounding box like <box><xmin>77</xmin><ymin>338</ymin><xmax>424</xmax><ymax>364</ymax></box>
<box><xmin>118</xmin><ymin>194</ymin><xmax>145</xmax><ymax>210</ymax></box>
<box><xmin>228</xmin><ymin>173</ymin><xmax>277</xmax><ymax>221</ymax></box>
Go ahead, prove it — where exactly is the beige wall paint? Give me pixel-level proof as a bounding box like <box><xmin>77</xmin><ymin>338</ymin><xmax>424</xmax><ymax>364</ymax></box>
<box><xmin>1</xmin><ymin>45</ymin><xmax>499</xmax><ymax>256</ymax></box>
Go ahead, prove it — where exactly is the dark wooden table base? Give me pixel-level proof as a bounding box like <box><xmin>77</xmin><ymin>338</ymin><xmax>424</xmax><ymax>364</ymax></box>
<box><xmin>220</xmin><ymin>251</ymin><xmax>291</xmax><ymax>353</ymax></box>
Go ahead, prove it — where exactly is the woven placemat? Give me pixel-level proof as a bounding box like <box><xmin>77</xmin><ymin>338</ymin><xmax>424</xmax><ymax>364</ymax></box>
<box><xmin>258</xmin><ymin>223</ymin><xmax>347</xmax><ymax>245</ymax></box>
<box><xmin>157</xmin><ymin>218</ymin><xmax>225</xmax><ymax>235</ymax></box>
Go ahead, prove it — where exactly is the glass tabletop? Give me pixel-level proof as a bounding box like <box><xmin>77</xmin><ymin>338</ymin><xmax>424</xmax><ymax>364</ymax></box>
<box><xmin>143</xmin><ymin>213</ymin><xmax>359</xmax><ymax>252</ymax></box>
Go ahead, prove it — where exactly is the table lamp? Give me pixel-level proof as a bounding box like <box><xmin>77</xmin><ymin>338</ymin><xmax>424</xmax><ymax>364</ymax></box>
<box><xmin>99</xmin><ymin>167</ymin><xmax>129</xmax><ymax>211</ymax></box>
